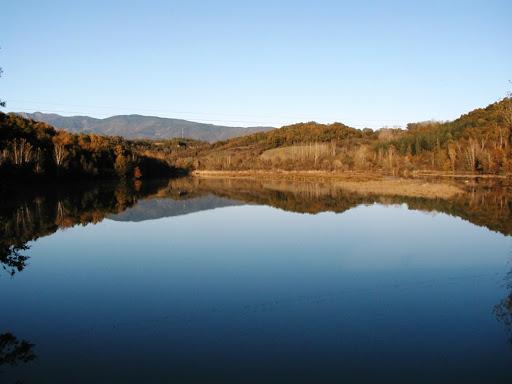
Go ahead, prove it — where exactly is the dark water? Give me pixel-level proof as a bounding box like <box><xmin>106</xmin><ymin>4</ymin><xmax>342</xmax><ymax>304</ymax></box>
<box><xmin>1</xmin><ymin>177</ymin><xmax>512</xmax><ymax>383</ymax></box>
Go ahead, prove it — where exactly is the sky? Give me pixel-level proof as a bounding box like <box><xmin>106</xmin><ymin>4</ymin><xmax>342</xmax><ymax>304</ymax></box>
<box><xmin>1</xmin><ymin>0</ymin><xmax>511</xmax><ymax>128</ymax></box>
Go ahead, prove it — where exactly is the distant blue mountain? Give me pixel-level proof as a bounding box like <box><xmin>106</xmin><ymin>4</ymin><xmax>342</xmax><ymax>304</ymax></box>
<box><xmin>18</xmin><ymin>112</ymin><xmax>273</xmax><ymax>142</ymax></box>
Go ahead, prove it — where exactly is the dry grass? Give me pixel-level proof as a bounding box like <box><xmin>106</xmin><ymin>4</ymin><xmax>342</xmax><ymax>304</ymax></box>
<box><xmin>260</xmin><ymin>144</ymin><xmax>332</xmax><ymax>162</ymax></box>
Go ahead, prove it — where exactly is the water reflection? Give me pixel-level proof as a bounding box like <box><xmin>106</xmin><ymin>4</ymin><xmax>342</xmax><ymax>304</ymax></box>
<box><xmin>1</xmin><ymin>245</ymin><xmax>29</xmax><ymax>277</ymax></box>
<box><xmin>495</xmin><ymin>265</ymin><xmax>512</xmax><ymax>345</ymax></box>
<box><xmin>0</xmin><ymin>333</ymin><xmax>36</xmax><ymax>368</ymax></box>
<box><xmin>0</xmin><ymin>179</ymin><xmax>169</xmax><ymax>276</ymax></box>
<box><xmin>2</xmin><ymin>177</ymin><xmax>512</xmax><ymax>277</ymax></box>
<box><xmin>0</xmin><ymin>178</ymin><xmax>512</xmax><ymax>380</ymax></box>
<box><xmin>0</xmin><ymin>332</ymin><xmax>37</xmax><ymax>384</ymax></box>
<box><xmin>0</xmin><ymin>333</ymin><xmax>36</xmax><ymax>384</ymax></box>
<box><xmin>154</xmin><ymin>176</ymin><xmax>512</xmax><ymax>236</ymax></box>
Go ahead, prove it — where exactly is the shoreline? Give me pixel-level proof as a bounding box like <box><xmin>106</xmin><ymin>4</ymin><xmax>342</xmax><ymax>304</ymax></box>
<box><xmin>192</xmin><ymin>170</ymin><xmax>382</xmax><ymax>180</ymax></box>
<box><xmin>191</xmin><ymin>170</ymin><xmax>468</xmax><ymax>199</ymax></box>
<box><xmin>192</xmin><ymin>169</ymin><xmax>510</xmax><ymax>180</ymax></box>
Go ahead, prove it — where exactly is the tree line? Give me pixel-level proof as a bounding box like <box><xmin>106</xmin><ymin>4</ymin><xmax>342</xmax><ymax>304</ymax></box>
<box><xmin>1</xmin><ymin>97</ymin><xmax>511</xmax><ymax>178</ymax></box>
<box><xmin>182</xmin><ymin>97</ymin><xmax>512</xmax><ymax>175</ymax></box>
<box><xmin>0</xmin><ymin>112</ymin><xmax>187</xmax><ymax>181</ymax></box>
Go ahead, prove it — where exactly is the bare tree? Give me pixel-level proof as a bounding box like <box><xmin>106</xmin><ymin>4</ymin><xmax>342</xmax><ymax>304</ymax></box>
<box><xmin>9</xmin><ymin>138</ymin><xmax>33</xmax><ymax>165</ymax></box>
<box><xmin>464</xmin><ymin>138</ymin><xmax>479</xmax><ymax>171</ymax></box>
<box><xmin>447</xmin><ymin>143</ymin><xmax>457</xmax><ymax>173</ymax></box>
<box><xmin>52</xmin><ymin>132</ymin><xmax>72</xmax><ymax>166</ymax></box>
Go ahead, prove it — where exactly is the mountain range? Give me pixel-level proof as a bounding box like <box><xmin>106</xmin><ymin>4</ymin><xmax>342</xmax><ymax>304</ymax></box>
<box><xmin>17</xmin><ymin>112</ymin><xmax>273</xmax><ymax>142</ymax></box>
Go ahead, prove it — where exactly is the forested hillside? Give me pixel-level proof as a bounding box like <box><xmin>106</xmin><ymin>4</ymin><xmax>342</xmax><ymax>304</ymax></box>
<box><xmin>0</xmin><ymin>113</ymin><xmax>187</xmax><ymax>181</ymax></box>
<box><xmin>3</xmin><ymin>98</ymin><xmax>511</xmax><ymax>179</ymax></box>
<box><xmin>184</xmin><ymin>98</ymin><xmax>512</xmax><ymax>175</ymax></box>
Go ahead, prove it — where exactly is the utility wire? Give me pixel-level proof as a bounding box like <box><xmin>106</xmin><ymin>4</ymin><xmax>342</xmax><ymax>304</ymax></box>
<box><xmin>8</xmin><ymin>99</ymin><xmax>409</xmax><ymax>127</ymax></box>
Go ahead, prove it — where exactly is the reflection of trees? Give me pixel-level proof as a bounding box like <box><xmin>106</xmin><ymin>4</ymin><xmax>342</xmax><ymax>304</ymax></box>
<box><xmin>164</xmin><ymin>177</ymin><xmax>512</xmax><ymax>236</ymax></box>
<box><xmin>0</xmin><ymin>333</ymin><xmax>36</xmax><ymax>367</ymax></box>
<box><xmin>170</xmin><ymin>176</ymin><xmax>512</xmax><ymax>348</ymax></box>
<box><xmin>1</xmin><ymin>176</ymin><xmax>511</xmax><ymax>278</ymax></box>
<box><xmin>494</xmin><ymin>295</ymin><xmax>512</xmax><ymax>343</ymax></box>
<box><xmin>0</xmin><ymin>179</ymin><xmax>169</xmax><ymax>277</ymax></box>
<box><xmin>2</xmin><ymin>176</ymin><xmax>512</xmax><ymax>355</ymax></box>
<box><xmin>495</xmin><ymin>264</ymin><xmax>512</xmax><ymax>345</ymax></box>
<box><xmin>0</xmin><ymin>245</ymin><xmax>30</xmax><ymax>277</ymax></box>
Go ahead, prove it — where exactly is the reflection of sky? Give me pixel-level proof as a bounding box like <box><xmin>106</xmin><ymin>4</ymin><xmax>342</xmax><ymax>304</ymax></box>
<box><xmin>38</xmin><ymin>202</ymin><xmax>509</xmax><ymax>268</ymax></box>
<box><xmin>2</xmin><ymin>203</ymin><xmax>512</xmax><ymax>382</ymax></box>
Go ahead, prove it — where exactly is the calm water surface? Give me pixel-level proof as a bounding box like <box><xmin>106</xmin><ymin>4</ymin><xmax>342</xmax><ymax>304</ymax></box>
<box><xmin>1</xmin><ymin>177</ymin><xmax>512</xmax><ymax>383</ymax></box>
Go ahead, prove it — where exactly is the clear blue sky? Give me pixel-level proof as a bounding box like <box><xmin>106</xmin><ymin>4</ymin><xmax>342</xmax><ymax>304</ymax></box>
<box><xmin>2</xmin><ymin>0</ymin><xmax>511</xmax><ymax>128</ymax></box>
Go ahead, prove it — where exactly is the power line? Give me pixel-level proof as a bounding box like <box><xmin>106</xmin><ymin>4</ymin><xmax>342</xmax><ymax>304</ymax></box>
<box><xmin>11</xmin><ymin>107</ymin><xmax>280</xmax><ymax>126</ymax></box>
<box><xmin>7</xmin><ymin>99</ymin><xmax>409</xmax><ymax>127</ymax></box>
<box><xmin>10</xmin><ymin>107</ymin><xmax>408</xmax><ymax>128</ymax></box>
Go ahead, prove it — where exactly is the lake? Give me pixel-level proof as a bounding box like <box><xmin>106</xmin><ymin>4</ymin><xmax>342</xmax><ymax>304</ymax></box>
<box><xmin>1</xmin><ymin>176</ymin><xmax>512</xmax><ymax>383</ymax></box>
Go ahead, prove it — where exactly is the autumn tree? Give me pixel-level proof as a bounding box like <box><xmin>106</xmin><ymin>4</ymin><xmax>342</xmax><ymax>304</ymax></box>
<box><xmin>114</xmin><ymin>144</ymin><xmax>133</xmax><ymax>177</ymax></box>
<box><xmin>52</xmin><ymin>131</ymin><xmax>72</xmax><ymax>167</ymax></box>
